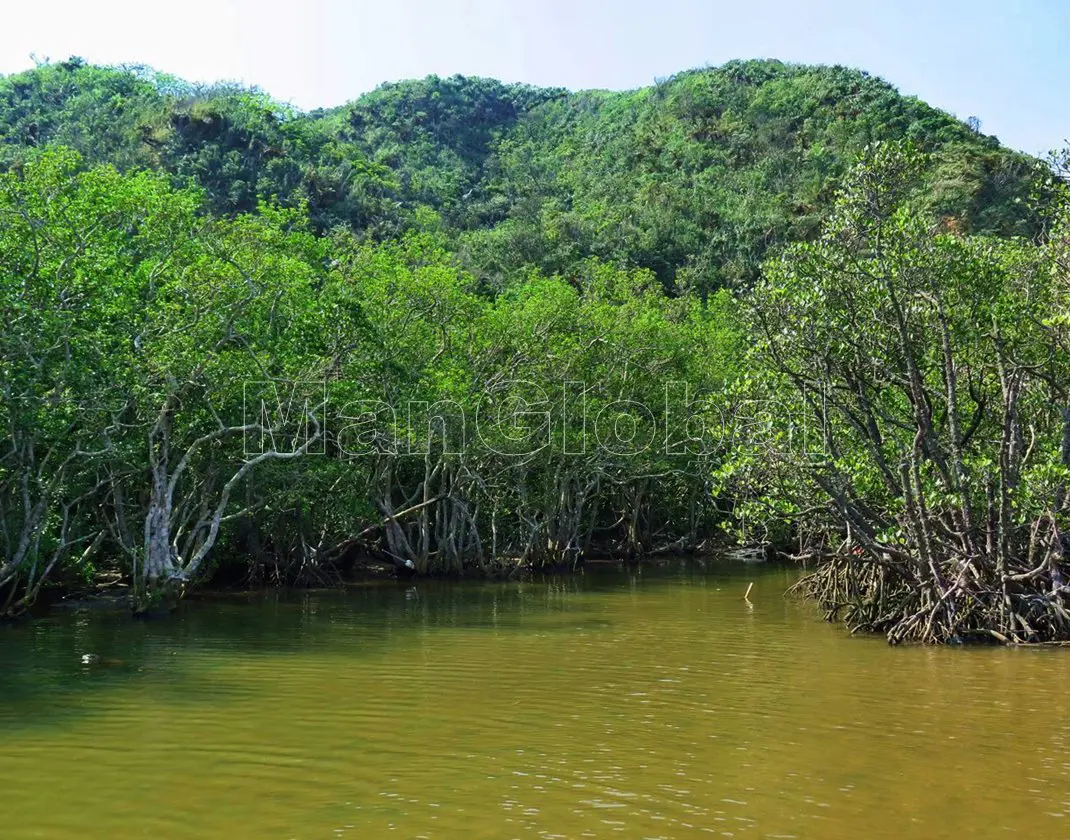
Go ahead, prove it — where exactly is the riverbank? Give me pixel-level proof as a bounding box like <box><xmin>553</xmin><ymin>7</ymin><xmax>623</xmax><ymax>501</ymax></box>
<box><xmin>24</xmin><ymin>546</ymin><xmax>1070</xmax><ymax>648</ymax></box>
<box><xmin>26</xmin><ymin>550</ymin><xmax>756</xmax><ymax>618</ymax></box>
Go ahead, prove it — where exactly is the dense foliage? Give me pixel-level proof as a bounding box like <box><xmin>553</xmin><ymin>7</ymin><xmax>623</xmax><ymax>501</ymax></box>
<box><xmin>0</xmin><ymin>58</ymin><xmax>1039</xmax><ymax>289</ymax></box>
<box><xmin>1</xmin><ymin>58</ymin><xmax>1067</xmax><ymax>644</ymax></box>
<box><xmin>725</xmin><ymin>145</ymin><xmax>1070</xmax><ymax>643</ymax></box>
<box><xmin>0</xmin><ymin>147</ymin><xmax>739</xmax><ymax>614</ymax></box>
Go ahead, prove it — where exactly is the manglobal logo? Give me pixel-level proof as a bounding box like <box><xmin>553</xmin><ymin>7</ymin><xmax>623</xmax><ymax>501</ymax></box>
<box><xmin>242</xmin><ymin>380</ymin><xmax>821</xmax><ymax>459</ymax></box>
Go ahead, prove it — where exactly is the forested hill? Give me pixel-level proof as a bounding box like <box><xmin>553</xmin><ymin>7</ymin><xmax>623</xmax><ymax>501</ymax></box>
<box><xmin>0</xmin><ymin>57</ymin><xmax>1039</xmax><ymax>291</ymax></box>
<box><xmin>3</xmin><ymin>56</ymin><xmax>1069</xmax><ymax>640</ymax></box>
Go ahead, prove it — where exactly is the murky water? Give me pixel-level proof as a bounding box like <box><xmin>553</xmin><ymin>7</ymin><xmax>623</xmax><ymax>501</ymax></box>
<box><xmin>2</xmin><ymin>561</ymin><xmax>1069</xmax><ymax>839</ymax></box>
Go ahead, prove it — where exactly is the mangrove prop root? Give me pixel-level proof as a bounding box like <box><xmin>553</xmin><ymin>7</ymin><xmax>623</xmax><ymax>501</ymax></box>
<box><xmin>788</xmin><ymin>547</ymin><xmax>1070</xmax><ymax>645</ymax></box>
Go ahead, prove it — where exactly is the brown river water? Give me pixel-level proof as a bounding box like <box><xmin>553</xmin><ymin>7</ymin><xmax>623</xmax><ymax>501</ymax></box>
<box><xmin>1</xmin><ymin>560</ymin><xmax>1068</xmax><ymax>839</ymax></box>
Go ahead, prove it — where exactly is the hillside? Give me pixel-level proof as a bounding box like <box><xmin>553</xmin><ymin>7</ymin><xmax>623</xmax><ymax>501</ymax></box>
<box><xmin>0</xmin><ymin>57</ymin><xmax>1040</xmax><ymax>292</ymax></box>
<box><xmin>1</xmin><ymin>57</ymin><xmax>1068</xmax><ymax>644</ymax></box>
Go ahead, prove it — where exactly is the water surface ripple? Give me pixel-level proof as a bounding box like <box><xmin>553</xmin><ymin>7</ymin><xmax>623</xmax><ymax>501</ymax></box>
<box><xmin>2</xmin><ymin>562</ymin><xmax>1068</xmax><ymax>839</ymax></box>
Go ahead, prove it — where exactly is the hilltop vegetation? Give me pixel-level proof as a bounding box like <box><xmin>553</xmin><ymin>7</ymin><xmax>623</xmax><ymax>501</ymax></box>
<box><xmin>1</xmin><ymin>58</ymin><xmax>1068</xmax><ymax>644</ymax></box>
<box><xmin>0</xmin><ymin>57</ymin><xmax>1039</xmax><ymax>288</ymax></box>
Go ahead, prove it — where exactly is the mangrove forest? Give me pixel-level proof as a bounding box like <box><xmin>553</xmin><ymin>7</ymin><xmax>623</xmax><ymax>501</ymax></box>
<box><xmin>1</xmin><ymin>57</ymin><xmax>1069</xmax><ymax>646</ymax></box>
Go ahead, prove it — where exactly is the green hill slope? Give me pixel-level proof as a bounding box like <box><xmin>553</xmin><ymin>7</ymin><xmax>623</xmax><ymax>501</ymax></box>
<box><xmin>0</xmin><ymin>58</ymin><xmax>1039</xmax><ymax>291</ymax></box>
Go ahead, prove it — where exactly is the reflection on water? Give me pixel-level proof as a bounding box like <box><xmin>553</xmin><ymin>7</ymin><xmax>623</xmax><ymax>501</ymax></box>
<box><xmin>2</xmin><ymin>561</ymin><xmax>1069</xmax><ymax>839</ymax></box>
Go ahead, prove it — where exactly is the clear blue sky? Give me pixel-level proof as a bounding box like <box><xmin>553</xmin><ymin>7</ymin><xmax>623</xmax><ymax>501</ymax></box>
<box><xmin>1</xmin><ymin>0</ymin><xmax>1065</xmax><ymax>155</ymax></box>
